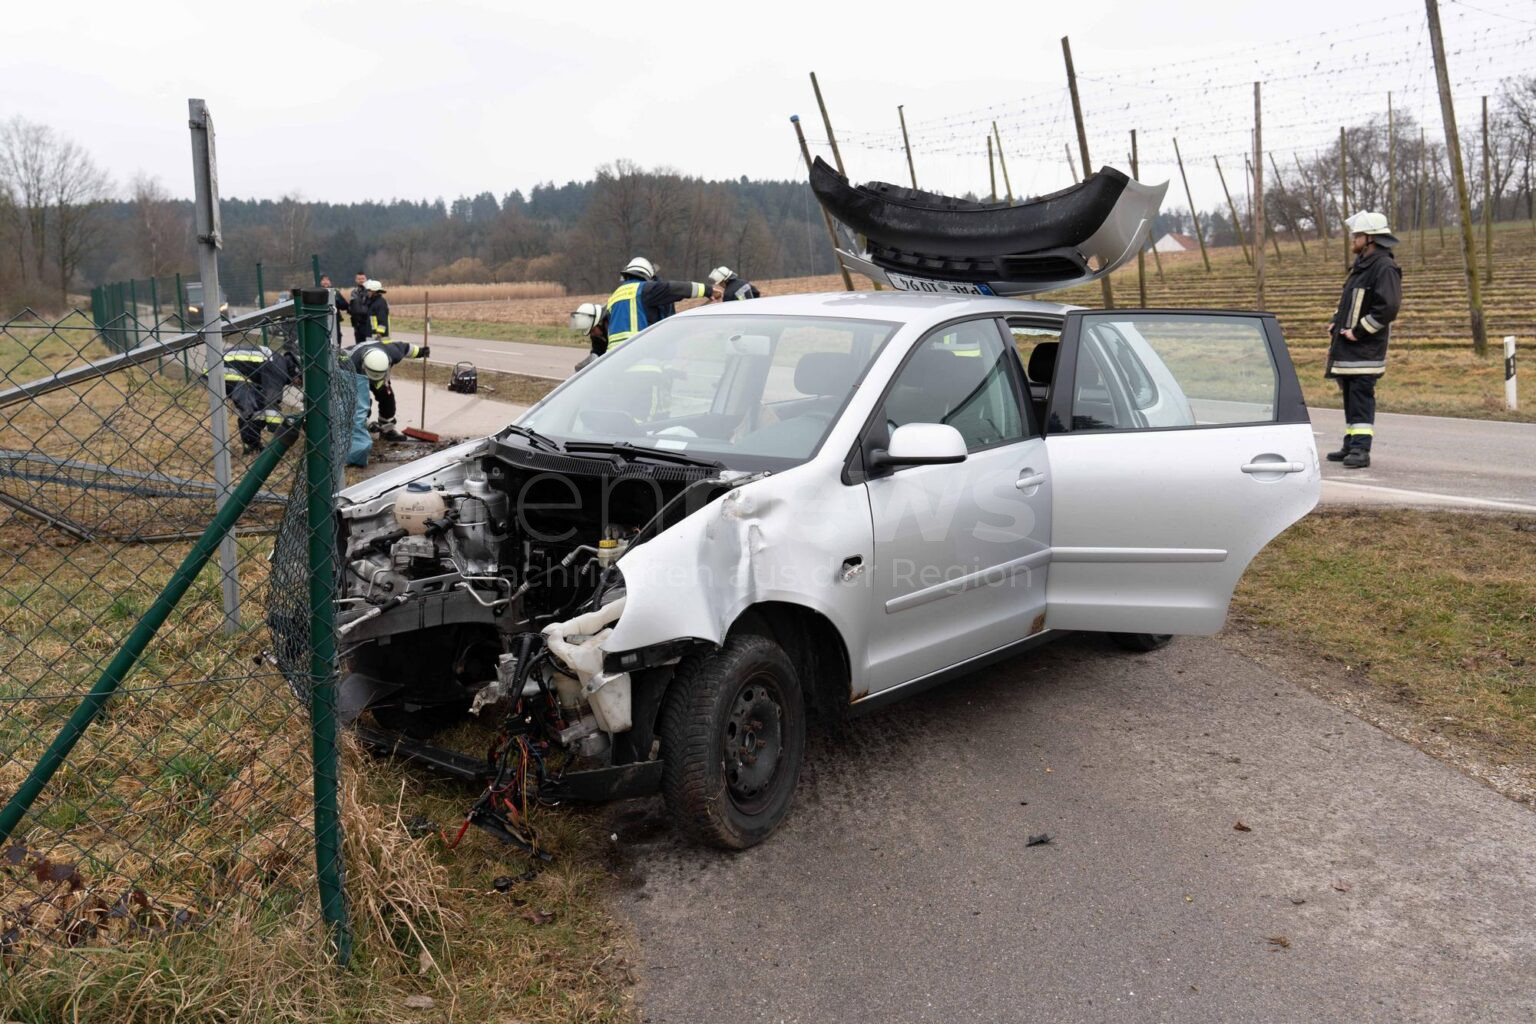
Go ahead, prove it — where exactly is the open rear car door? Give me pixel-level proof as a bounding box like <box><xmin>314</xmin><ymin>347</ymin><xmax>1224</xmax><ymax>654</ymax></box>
<box><xmin>810</xmin><ymin>157</ymin><xmax>1168</xmax><ymax>296</ymax></box>
<box><xmin>1040</xmin><ymin>310</ymin><xmax>1320</xmax><ymax>635</ymax></box>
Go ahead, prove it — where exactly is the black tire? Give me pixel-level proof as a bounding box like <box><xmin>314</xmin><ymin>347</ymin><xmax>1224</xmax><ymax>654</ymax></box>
<box><xmin>1110</xmin><ymin>632</ymin><xmax>1174</xmax><ymax>653</ymax></box>
<box><xmin>659</xmin><ymin>633</ymin><xmax>806</xmax><ymax>850</ymax></box>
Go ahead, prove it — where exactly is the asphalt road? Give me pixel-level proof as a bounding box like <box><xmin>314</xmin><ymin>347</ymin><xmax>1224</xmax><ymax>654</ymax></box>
<box><xmin>402</xmin><ymin>331</ymin><xmax>1536</xmax><ymax>511</ymax></box>
<box><xmin>614</xmin><ymin>633</ymin><xmax>1536</xmax><ymax>1023</ymax></box>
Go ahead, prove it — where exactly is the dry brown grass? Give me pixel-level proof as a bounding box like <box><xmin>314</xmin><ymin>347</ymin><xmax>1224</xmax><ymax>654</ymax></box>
<box><xmin>385</xmin><ymin>282</ymin><xmax>565</xmax><ymax>307</ymax></box>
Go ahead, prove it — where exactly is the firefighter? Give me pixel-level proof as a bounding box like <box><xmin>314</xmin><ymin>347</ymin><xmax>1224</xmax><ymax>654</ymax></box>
<box><xmin>348</xmin><ymin>337</ymin><xmax>429</xmax><ymax>444</ymax></box>
<box><xmin>1325</xmin><ymin>211</ymin><xmax>1402</xmax><ymax>470</ymax></box>
<box><xmin>596</xmin><ymin>257</ymin><xmax>708</xmax><ymax>354</ymax></box>
<box><xmin>363</xmin><ymin>279</ymin><xmax>392</xmax><ymax>342</ymax></box>
<box><xmin>222</xmin><ymin>335</ymin><xmax>298</xmax><ymax>454</ymax></box>
<box><xmin>569</xmin><ymin>301</ymin><xmax>606</xmax><ymax>371</ymax></box>
<box><xmin>345</xmin><ymin>271</ymin><xmax>370</xmax><ymax>346</ymax></box>
<box><xmin>707</xmin><ymin>266</ymin><xmax>760</xmax><ymax>302</ymax></box>
<box><xmin>320</xmin><ymin>274</ymin><xmax>345</xmax><ymax>345</ymax></box>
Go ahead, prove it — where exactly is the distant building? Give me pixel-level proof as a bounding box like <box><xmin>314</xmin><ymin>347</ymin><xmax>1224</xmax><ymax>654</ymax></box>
<box><xmin>1153</xmin><ymin>232</ymin><xmax>1199</xmax><ymax>253</ymax></box>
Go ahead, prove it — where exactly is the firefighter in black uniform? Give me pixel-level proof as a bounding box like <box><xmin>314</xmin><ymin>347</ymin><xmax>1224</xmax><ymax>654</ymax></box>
<box><xmin>350</xmin><ymin>336</ymin><xmax>428</xmax><ymax>442</ymax></box>
<box><xmin>1325</xmin><ymin>211</ymin><xmax>1402</xmax><ymax>469</ymax></box>
<box><xmin>708</xmin><ymin>266</ymin><xmax>761</xmax><ymax>302</ymax></box>
<box><xmin>222</xmin><ymin>336</ymin><xmax>298</xmax><ymax>454</ymax></box>
<box><xmin>345</xmin><ymin>271</ymin><xmax>370</xmax><ymax>346</ymax></box>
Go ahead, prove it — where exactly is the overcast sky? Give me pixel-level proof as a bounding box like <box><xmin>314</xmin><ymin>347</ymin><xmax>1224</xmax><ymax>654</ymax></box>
<box><xmin>5</xmin><ymin>0</ymin><xmax>1530</xmax><ymax>209</ymax></box>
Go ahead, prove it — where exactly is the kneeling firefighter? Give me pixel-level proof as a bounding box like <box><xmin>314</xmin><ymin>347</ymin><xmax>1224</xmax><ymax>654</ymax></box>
<box><xmin>1325</xmin><ymin>211</ymin><xmax>1402</xmax><ymax>470</ymax></box>
<box><xmin>345</xmin><ymin>338</ymin><xmax>429</xmax><ymax>465</ymax></box>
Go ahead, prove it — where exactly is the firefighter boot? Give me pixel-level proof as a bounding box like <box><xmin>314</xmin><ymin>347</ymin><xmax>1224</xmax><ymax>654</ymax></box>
<box><xmin>1326</xmin><ymin>440</ymin><xmax>1350</xmax><ymax>461</ymax></box>
<box><xmin>1341</xmin><ymin>448</ymin><xmax>1371</xmax><ymax>469</ymax></box>
<box><xmin>378</xmin><ymin>417</ymin><xmax>408</xmax><ymax>443</ymax></box>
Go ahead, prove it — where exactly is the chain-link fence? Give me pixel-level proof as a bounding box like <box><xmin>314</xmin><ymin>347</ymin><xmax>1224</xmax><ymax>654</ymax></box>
<box><xmin>0</xmin><ymin>292</ymin><xmax>355</xmax><ymax>969</ymax></box>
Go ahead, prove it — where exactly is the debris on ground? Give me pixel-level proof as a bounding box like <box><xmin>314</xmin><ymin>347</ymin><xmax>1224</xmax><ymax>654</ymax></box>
<box><xmin>521</xmin><ymin>909</ymin><xmax>556</xmax><ymax>926</ymax></box>
<box><xmin>1332</xmin><ymin>881</ymin><xmax>1353</xmax><ymax>893</ymax></box>
<box><xmin>1266</xmin><ymin>935</ymin><xmax>1291</xmax><ymax>950</ymax></box>
<box><xmin>1026</xmin><ymin>833</ymin><xmax>1052</xmax><ymax>847</ymax></box>
<box><xmin>403</xmin><ymin>994</ymin><xmax>436</xmax><ymax>1010</ymax></box>
<box><xmin>1233</xmin><ymin>821</ymin><xmax>1252</xmax><ymax>832</ymax></box>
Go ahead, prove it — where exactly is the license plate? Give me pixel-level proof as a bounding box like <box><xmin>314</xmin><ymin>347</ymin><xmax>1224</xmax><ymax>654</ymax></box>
<box><xmin>885</xmin><ymin>272</ymin><xmax>994</xmax><ymax>296</ymax></box>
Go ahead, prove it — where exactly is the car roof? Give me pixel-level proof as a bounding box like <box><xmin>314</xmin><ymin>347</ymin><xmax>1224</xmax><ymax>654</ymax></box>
<box><xmin>676</xmin><ymin>291</ymin><xmax>1077</xmax><ymax>329</ymax></box>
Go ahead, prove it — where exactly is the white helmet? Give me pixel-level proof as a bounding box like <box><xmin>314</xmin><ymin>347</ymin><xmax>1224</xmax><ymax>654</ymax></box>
<box><xmin>622</xmin><ymin>256</ymin><xmax>656</xmax><ymax>280</ymax></box>
<box><xmin>568</xmin><ymin>302</ymin><xmax>604</xmax><ymax>332</ymax></box>
<box><xmin>707</xmin><ymin>266</ymin><xmax>734</xmax><ymax>286</ymax></box>
<box><xmin>1343</xmin><ymin>211</ymin><xmax>1399</xmax><ymax>247</ymax></box>
<box><xmin>364</xmin><ymin>279</ymin><xmax>384</xmax><ymax>292</ymax></box>
<box><xmin>361</xmin><ymin>346</ymin><xmax>391</xmax><ymax>382</ymax></box>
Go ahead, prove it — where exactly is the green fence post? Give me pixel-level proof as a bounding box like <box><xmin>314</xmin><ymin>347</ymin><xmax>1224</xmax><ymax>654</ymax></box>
<box><xmin>128</xmin><ymin>279</ymin><xmax>140</xmax><ymax>350</ymax></box>
<box><xmin>311</xmin><ymin>254</ymin><xmax>321</xmax><ymax>287</ymax></box>
<box><xmin>90</xmin><ymin>286</ymin><xmax>102</xmax><ymax>333</ymax></box>
<box><xmin>0</xmin><ymin>426</ymin><xmax>301</xmax><ymax>845</ymax></box>
<box><xmin>297</xmin><ymin>286</ymin><xmax>350</xmax><ymax>965</ymax></box>
<box><xmin>176</xmin><ymin>273</ymin><xmax>190</xmax><ymax>376</ymax></box>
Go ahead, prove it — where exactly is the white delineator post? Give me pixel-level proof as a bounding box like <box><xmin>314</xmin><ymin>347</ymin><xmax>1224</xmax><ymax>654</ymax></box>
<box><xmin>1506</xmin><ymin>336</ymin><xmax>1518</xmax><ymax>411</ymax></box>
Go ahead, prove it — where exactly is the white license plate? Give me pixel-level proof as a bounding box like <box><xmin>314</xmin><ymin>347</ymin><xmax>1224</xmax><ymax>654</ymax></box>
<box><xmin>885</xmin><ymin>272</ymin><xmax>994</xmax><ymax>296</ymax></box>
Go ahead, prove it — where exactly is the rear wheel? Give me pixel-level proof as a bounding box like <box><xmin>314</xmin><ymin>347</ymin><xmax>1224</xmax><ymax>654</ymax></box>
<box><xmin>660</xmin><ymin>634</ymin><xmax>805</xmax><ymax>850</ymax></box>
<box><xmin>1110</xmin><ymin>632</ymin><xmax>1174</xmax><ymax>653</ymax></box>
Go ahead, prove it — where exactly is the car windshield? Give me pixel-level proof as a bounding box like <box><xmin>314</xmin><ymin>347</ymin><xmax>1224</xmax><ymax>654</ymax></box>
<box><xmin>519</xmin><ymin>313</ymin><xmax>897</xmax><ymax>466</ymax></box>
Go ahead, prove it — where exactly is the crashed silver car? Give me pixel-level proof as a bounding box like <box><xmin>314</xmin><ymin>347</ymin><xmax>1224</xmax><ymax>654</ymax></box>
<box><xmin>330</xmin><ymin>170</ymin><xmax>1319</xmax><ymax>850</ymax></box>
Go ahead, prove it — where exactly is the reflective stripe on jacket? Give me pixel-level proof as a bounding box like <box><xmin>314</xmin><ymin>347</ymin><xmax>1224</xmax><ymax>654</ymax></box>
<box><xmin>603</xmin><ymin>277</ymin><xmax>709</xmax><ymax>351</ymax></box>
<box><xmin>1326</xmin><ymin>247</ymin><xmax>1401</xmax><ymax>378</ymax></box>
<box><xmin>222</xmin><ymin>342</ymin><xmax>274</xmax><ymax>382</ymax></box>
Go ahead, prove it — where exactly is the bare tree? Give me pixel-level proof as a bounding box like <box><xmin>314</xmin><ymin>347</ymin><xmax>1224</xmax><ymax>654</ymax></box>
<box><xmin>130</xmin><ymin>173</ymin><xmax>185</xmax><ymax>280</ymax></box>
<box><xmin>0</xmin><ymin>117</ymin><xmax>53</xmax><ymax>287</ymax></box>
<box><xmin>48</xmin><ymin>136</ymin><xmax>111</xmax><ymax>303</ymax></box>
<box><xmin>273</xmin><ymin>193</ymin><xmax>313</xmax><ymax>268</ymax></box>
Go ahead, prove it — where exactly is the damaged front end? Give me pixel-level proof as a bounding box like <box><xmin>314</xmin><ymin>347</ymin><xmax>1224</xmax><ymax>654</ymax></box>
<box><xmin>333</xmin><ymin>431</ymin><xmax>752</xmax><ymax>851</ymax></box>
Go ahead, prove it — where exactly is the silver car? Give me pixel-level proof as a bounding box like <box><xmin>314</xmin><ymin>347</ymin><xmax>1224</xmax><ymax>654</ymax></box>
<box><xmin>332</xmin><ymin>292</ymin><xmax>1319</xmax><ymax>849</ymax></box>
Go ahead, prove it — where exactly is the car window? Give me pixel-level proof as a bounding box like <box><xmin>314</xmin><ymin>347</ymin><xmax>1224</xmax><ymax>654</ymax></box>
<box><xmin>1067</xmin><ymin>314</ymin><xmax>1278</xmax><ymax>431</ymax></box>
<box><xmin>882</xmin><ymin>319</ymin><xmax>1027</xmax><ymax>451</ymax></box>
<box><xmin>1006</xmin><ymin>320</ymin><xmax>1062</xmax><ymax>384</ymax></box>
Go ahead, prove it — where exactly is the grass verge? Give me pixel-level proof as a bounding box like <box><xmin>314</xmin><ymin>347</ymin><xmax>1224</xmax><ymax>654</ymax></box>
<box><xmin>395</xmin><ymin>318</ymin><xmax>584</xmax><ymax>348</ymax></box>
<box><xmin>1232</xmin><ymin>508</ymin><xmax>1536</xmax><ymax>788</ymax></box>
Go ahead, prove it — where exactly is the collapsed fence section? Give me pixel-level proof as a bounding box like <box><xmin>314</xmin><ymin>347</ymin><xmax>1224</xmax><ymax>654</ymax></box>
<box><xmin>0</xmin><ymin>293</ymin><xmax>355</xmax><ymax>967</ymax></box>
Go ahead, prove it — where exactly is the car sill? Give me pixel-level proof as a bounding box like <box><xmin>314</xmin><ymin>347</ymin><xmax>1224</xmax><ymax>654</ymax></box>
<box><xmin>848</xmin><ymin>629</ymin><xmax>1062</xmax><ymax>717</ymax></box>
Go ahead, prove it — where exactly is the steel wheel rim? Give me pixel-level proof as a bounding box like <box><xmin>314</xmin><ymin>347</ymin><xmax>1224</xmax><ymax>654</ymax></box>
<box><xmin>722</xmin><ymin>671</ymin><xmax>786</xmax><ymax>814</ymax></box>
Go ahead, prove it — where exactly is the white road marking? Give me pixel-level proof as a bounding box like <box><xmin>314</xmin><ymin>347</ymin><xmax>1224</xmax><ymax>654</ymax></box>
<box><xmin>477</xmin><ymin>348</ymin><xmax>519</xmax><ymax>356</ymax></box>
<box><xmin>1323</xmin><ymin>479</ymin><xmax>1536</xmax><ymax>513</ymax></box>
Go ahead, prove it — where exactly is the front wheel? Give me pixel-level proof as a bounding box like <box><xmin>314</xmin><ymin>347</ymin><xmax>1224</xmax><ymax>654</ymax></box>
<box><xmin>1110</xmin><ymin>632</ymin><xmax>1174</xmax><ymax>653</ymax></box>
<box><xmin>660</xmin><ymin>634</ymin><xmax>805</xmax><ymax>850</ymax></box>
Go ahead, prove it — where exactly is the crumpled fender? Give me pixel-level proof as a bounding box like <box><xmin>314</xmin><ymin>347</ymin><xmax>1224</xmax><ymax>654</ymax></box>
<box><xmin>604</xmin><ymin>466</ymin><xmax>870</xmax><ymax>662</ymax></box>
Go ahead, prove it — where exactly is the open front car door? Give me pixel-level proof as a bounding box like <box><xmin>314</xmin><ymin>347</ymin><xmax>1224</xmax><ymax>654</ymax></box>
<box><xmin>1042</xmin><ymin>310</ymin><xmax>1320</xmax><ymax>635</ymax></box>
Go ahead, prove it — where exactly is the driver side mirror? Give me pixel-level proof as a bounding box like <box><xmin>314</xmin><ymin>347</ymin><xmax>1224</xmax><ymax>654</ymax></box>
<box><xmin>868</xmin><ymin>423</ymin><xmax>967</xmax><ymax>474</ymax></box>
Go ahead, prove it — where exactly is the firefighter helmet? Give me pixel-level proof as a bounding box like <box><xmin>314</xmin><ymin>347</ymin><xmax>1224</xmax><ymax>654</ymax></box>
<box><xmin>568</xmin><ymin>302</ymin><xmax>604</xmax><ymax>332</ymax></box>
<box><xmin>708</xmin><ymin>266</ymin><xmax>734</xmax><ymax>286</ymax></box>
<box><xmin>361</xmin><ymin>346</ymin><xmax>391</xmax><ymax>382</ymax></box>
<box><xmin>1343</xmin><ymin>211</ymin><xmax>1399</xmax><ymax>247</ymax></box>
<box><xmin>621</xmin><ymin>256</ymin><xmax>656</xmax><ymax>280</ymax></box>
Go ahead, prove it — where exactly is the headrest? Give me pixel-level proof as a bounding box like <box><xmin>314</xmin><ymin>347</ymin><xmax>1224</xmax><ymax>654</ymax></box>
<box><xmin>794</xmin><ymin>351</ymin><xmax>861</xmax><ymax>397</ymax></box>
<box><xmin>1026</xmin><ymin>341</ymin><xmax>1059</xmax><ymax>385</ymax></box>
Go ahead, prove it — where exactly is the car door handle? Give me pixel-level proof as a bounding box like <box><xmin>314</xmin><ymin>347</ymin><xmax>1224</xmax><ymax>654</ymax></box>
<box><xmin>1016</xmin><ymin>471</ymin><xmax>1047</xmax><ymax>490</ymax></box>
<box><xmin>1240</xmin><ymin>460</ymin><xmax>1305</xmax><ymax>474</ymax></box>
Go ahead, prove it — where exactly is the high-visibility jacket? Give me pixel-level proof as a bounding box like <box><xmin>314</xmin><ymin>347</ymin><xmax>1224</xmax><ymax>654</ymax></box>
<box><xmin>1326</xmin><ymin>246</ymin><xmax>1401</xmax><ymax>378</ymax></box>
<box><xmin>365</xmin><ymin>293</ymin><xmax>391</xmax><ymax>340</ymax></box>
<box><xmin>222</xmin><ymin>339</ymin><xmax>275</xmax><ymax>383</ymax></box>
<box><xmin>347</xmin><ymin>340</ymin><xmax>426</xmax><ymax>378</ymax></box>
<box><xmin>603</xmin><ymin>276</ymin><xmax>708</xmax><ymax>350</ymax></box>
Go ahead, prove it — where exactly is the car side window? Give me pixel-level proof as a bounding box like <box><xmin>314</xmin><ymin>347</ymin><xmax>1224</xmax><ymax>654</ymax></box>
<box><xmin>1068</xmin><ymin>314</ymin><xmax>1279</xmax><ymax>431</ymax></box>
<box><xmin>882</xmin><ymin>319</ymin><xmax>1028</xmax><ymax>451</ymax></box>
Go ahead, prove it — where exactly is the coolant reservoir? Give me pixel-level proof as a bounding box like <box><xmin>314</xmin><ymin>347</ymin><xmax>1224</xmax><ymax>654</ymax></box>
<box><xmin>394</xmin><ymin>482</ymin><xmax>447</xmax><ymax>536</ymax></box>
<box><xmin>553</xmin><ymin>669</ymin><xmax>584</xmax><ymax>711</ymax></box>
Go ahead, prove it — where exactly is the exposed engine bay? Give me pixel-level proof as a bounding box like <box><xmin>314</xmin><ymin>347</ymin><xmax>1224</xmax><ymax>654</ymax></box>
<box><xmin>334</xmin><ymin>431</ymin><xmax>753</xmax><ymax>853</ymax></box>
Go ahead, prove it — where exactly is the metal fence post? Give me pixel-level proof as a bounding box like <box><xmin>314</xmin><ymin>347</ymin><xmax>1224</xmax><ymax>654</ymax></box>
<box><xmin>297</xmin><ymin>286</ymin><xmax>350</xmax><ymax>964</ymax></box>
<box><xmin>189</xmin><ymin>98</ymin><xmax>241</xmax><ymax>631</ymax></box>
<box><xmin>129</xmin><ymin>279</ymin><xmax>141</xmax><ymax>351</ymax></box>
<box><xmin>256</xmin><ymin>260</ymin><xmax>268</xmax><ymax>346</ymax></box>
<box><xmin>311</xmin><ymin>253</ymin><xmax>322</xmax><ymax>287</ymax></box>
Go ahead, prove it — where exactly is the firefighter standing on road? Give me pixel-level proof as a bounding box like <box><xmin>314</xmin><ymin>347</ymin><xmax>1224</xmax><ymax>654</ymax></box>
<box><xmin>1325</xmin><ymin>211</ymin><xmax>1401</xmax><ymax>470</ymax></box>
<box><xmin>363</xmin><ymin>279</ymin><xmax>393</xmax><ymax>342</ymax></box>
<box><xmin>594</xmin><ymin>257</ymin><xmax>708</xmax><ymax>355</ymax></box>
<box><xmin>708</xmin><ymin>265</ymin><xmax>760</xmax><ymax>302</ymax></box>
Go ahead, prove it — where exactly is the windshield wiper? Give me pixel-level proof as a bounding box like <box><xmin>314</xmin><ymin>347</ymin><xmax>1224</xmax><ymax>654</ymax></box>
<box><xmin>562</xmin><ymin>440</ymin><xmax>724</xmax><ymax>470</ymax></box>
<box><xmin>501</xmin><ymin>424</ymin><xmax>565</xmax><ymax>453</ymax></box>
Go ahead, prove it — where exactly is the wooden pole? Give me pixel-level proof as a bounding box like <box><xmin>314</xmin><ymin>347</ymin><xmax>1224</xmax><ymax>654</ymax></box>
<box><xmin>1426</xmin><ymin>0</ymin><xmax>1487</xmax><ymax>354</ymax></box>
<box><xmin>1433</xmin><ymin>144</ymin><xmax>1446</xmax><ymax>247</ymax></box>
<box><xmin>420</xmin><ymin>290</ymin><xmax>429</xmax><ymax>431</ymax></box>
<box><xmin>1061</xmin><ymin>35</ymin><xmax>1112</xmax><ymax>308</ymax></box>
<box><xmin>1065</xmin><ymin>143</ymin><xmax>1079</xmax><ymax>183</ymax></box>
<box><xmin>1215</xmin><ymin>156</ymin><xmax>1252</xmax><ymax>265</ymax></box>
<box><xmin>1340</xmin><ymin>126</ymin><xmax>1351</xmax><ymax>268</ymax></box>
<box><xmin>1482</xmin><ymin>94</ymin><xmax>1493</xmax><ymax>284</ymax></box>
<box><xmin>1252</xmin><ymin>82</ymin><xmax>1265</xmax><ymax>307</ymax></box>
<box><xmin>987</xmin><ymin>135</ymin><xmax>997</xmax><ymax>203</ymax></box>
<box><xmin>1174</xmin><ymin>137</ymin><xmax>1211</xmax><ymax>272</ymax></box>
<box><xmin>993</xmin><ymin>122</ymin><xmax>1014</xmax><ymax>204</ymax></box>
<box><xmin>1388</xmin><ymin>92</ymin><xmax>1396</xmax><ymax>230</ymax></box>
<box><xmin>1417</xmin><ymin>128</ymin><xmax>1428</xmax><ymax>267</ymax></box>
<box><xmin>1270</xmin><ymin>152</ymin><xmax>1308</xmax><ymax>256</ymax></box>
<box><xmin>792</xmin><ymin>115</ymin><xmax>854</xmax><ymax>291</ymax></box>
<box><xmin>809</xmin><ymin>72</ymin><xmax>845</xmax><ymax>175</ymax></box>
<box><xmin>1131</xmin><ymin>130</ymin><xmax>1147</xmax><ymax>306</ymax></box>
<box><xmin>898</xmin><ymin>105</ymin><xmax>917</xmax><ymax>189</ymax></box>
<box><xmin>1248</xmin><ymin>154</ymin><xmax>1280</xmax><ymax>262</ymax></box>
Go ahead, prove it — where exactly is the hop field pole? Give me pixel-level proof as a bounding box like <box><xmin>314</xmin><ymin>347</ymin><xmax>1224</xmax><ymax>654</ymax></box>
<box><xmin>993</xmin><ymin>122</ymin><xmax>1014</xmax><ymax>204</ymax></box>
<box><xmin>808</xmin><ymin>73</ymin><xmax>875</xmax><ymax>288</ymax></box>
<box><xmin>1065</xmin><ymin>143</ymin><xmax>1078</xmax><ymax>183</ymax></box>
<box><xmin>1215</xmin><ymin>156</ymin><xmax>1252</xmax><ymax>266</ymax></box>
<box><xmin>1131</xmin><ymin>130</ymin><xmax>1147</xmax><ymax>306</ymax></box>
<box><xmin>1061</xmin><ymin>35</ymin><xmax>1112</xmax><ymax>308</ymax></box>
<box><xmin>1426</xmin><ymin>0</ymin><xmax>1488</xmax><ymax>355</ymax></box>
<box><xmin>1482</xmin><ymin>96</ymin><xmax>1493</xmax><ymax>285</ymax></box>
<box><xmin>1247</xmin><ymin>155</ymin><xmax>1280</xmax><ymax>263</ymax></box>
<box><xmin>189</xmin><ymin>97</ymin><xmax>241</xmax><ymax>631</ymax></box>
<box><xmin>987</xmin><ymin>135</ymin><xmax>997</xmax><ymax>203</ymax></box>
<box><xmin>297</xmin><ymin>286</ymin><xmax>352</xmax><ymax>966</ymax></box>
<box><xmin>1173</xmin><ymin>138</ymin><xmax>1211</xmax><ymax>272</ymax></box>
<box><xmin>1253</xmin><ymin>82</ymin><xmax>1265</xmax><ymax>309</ymax></box>
<box><xmin>791</xmin><ymin>115</ymin><xmax>854</xmax><ymax>292</ymax></box>
<box><xmin>1418</xmin><ymin>129</ymin><xmax>1428</xmax><ymax>267</ymax></box>
<box><xmin>898</xmin><ymin>105</ymin><xmax>917</xmax><ymax>188</ymax></box>
<box><xmin>1269</xmin><ymin>152</ymin><xmax>1308</xmax><ymax>256</ymax></box>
